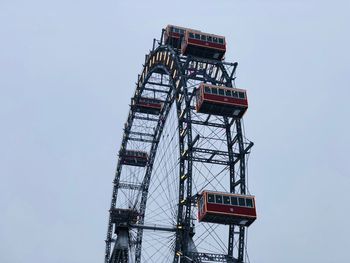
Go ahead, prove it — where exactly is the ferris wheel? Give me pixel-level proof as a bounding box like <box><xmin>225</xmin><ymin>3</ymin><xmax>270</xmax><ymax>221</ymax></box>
<box><xmin>104</xmin><ymin>25</ymin><xmax>256</xmax><ymax>263</ymax></box>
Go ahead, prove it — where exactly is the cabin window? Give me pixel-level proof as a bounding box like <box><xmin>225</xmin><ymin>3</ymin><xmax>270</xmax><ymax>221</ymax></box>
<box><xmin>223</xmin><ymin>196</ymin><xmax>231</xmax><ymax>205</ymax></box>
<box><xmin>239</xmin><ymin>92</ymin><xmax>245</xmax><ymax>99</ymax></box>
<box><xmin>218</xmin><ymin>89</ymin><xmax>225</xmax><ymax>96</ymax></box>
<box><xmin>189</xmin><ymin>33</ymin><xmax>195</xmax><ymax>39</ymax></box>
<box><xmin>213</xmin><ymin>37</ymin><xmax>218</xmax><ymax>43</ymax></box>
<box><xmin>219</xmin><ymin>38</ymin><xmax>224</xmax><ymax>44</ymax></box>
<box><xmin>212</xmin><ymin>88</ymin><xmax>218</xmax><ymax>94</ymax></box>
<box><xmin>225</xmin><ymin>90</ymin><xmax>232</xmax><ymax>97</ymax></box>
<box><xmin>204</xmin><ymin>86</ymin><xmax>211</xmax><ymax>93</ymax></box>
<box><xmin>201</xmin><ymin>35</ymin><xmax>206</xmax><ymax>41</ymax></box>
<box><xmin>179</xmin><ymin>29</ymin><xmax>185</xmax><ymax>34</ymax></box>
<box><xmin>246</xmin><ymin>198</ymin><xmax>253</xmax><ymax>208</ymax></box>
<box><xmin>215</xmin><ymin>195</ymin><xmax>223</xmax><ymax>204</ymax></box>
<box><xmin>231</xmin><ymin>196</ymin><xmax>238</xmax><ymax>205</ymax></box>
<box><xmin>208</xmin><ymin>194</ymin><xmax>215</xmax><ymax>203</ymax></box>
<box><xmin>195</xmin><ymin>34</ymin><xmax>200</xmax><ymax>40</ymax></box>
<box><xmin>238</xmin><ymin>198</ymin><xmax>245</xmax><ymax>206</ymax></box>
<box><xmin>208</xmin><ymin>36</ymin><xmax>213</xmax><ymax>42</ymax></box>
<box><xmin>232</xmin><ymin>91</ymin><xmax>238</xmax><ymax>98</ymax></box>
<box><xmin>199</xmin><ymin>198</ymin><xmax>204</xmax><ymax>212</ymax></box>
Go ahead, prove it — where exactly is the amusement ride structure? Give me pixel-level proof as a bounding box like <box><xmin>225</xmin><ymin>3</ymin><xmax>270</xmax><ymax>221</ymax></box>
<box><xmin>104</xmin><ymin>25</ymin><xmax>256</xmax><ymax>263</ymax></box>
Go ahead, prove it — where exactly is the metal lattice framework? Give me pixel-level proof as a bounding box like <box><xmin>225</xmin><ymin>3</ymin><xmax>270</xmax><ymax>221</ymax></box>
<box><xmin>105</xmin><ymin>30</ymin><xmax>254</xmax><ymax>263</ymax></box>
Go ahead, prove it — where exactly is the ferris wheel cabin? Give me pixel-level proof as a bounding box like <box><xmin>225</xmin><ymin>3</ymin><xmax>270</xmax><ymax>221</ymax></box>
<box><xmin>110</xmin><ymin>208</ymin><xmax>138</xmax><ymax>231</ymax></box>
<box><xmin>164</xmin><ymin>25</ymin><xmax>188</xmax><ymax>49</ymax></box>
<box><xmin>198</xmin><ymin>191</ymin><xmax>257</xmax><ymax>227</ymax></box>
<box><xmin>132</xmin><ymin>97</ymin><xmax>163</xmax><ymax>115</ymax></box>
<box><xmin>120</xmin><ymin>150</ymin><xmax>148</xmax><ymax>167</ymax></box>
<box><xmin>196</xmin><ymin>83</ymin><xmax>248</xmax><ymax>118</ymax></box>
<box><xmin>181</xmin><ymin>29</ymin><xmax>226</xmax><ymax>60</ymax></box>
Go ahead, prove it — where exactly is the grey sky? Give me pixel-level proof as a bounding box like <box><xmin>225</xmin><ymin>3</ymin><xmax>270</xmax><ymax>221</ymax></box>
<box><xmin>1</xmin><ymin>0</ymin><xmax>349</xmax><ymax>262</ymax></box>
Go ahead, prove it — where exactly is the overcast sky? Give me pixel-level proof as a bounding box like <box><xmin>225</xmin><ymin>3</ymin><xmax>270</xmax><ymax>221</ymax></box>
<box><xmin>1</xmin><ymin>0</ymin><xmax>349</xmax><ymax>262</ymax></box>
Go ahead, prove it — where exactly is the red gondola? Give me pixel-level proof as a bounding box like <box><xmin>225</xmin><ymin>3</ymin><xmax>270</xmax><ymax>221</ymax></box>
<box><xmin>198</xmin><ymin>191</ymin><xmax>257</xmax><ymax>227</ymax></box>
<box><xmin>132</xmin><ymin>97</ymin><xmax>163</xmax><ymax>115</ymax></box>
<box><xmin>196</xmin><ymin>83</ymin><xmax>248</xmax><ymax>118</ymax></box>
<box><xmin>110</xmin><ymin>208</ymin><xmax>138</xmax><ymax>226</ymax></box>
<box><xmin>181</xmin><ymin>29</ymin><xmax>226</xmax><ymax>60</ymax></box>
<box><xmin>164</xmin><ymin>25</ymin><xmax>188</xmax><ymax>49</ymax></box>
<box><xmin>120</xmin><ymin>150</ymin><xmax>148</xmax><ymax>167</ymax></box>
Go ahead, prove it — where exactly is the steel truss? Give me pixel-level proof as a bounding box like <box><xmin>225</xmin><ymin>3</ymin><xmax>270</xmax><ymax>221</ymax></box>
<box><xmin>105</xmin><ymin>33</ymin><xmax>253</xmax><ymax>263</ymax></box>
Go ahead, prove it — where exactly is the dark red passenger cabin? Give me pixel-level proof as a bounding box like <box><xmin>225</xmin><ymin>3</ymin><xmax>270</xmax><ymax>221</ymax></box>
<box><xmin>110</xmin><ymin>208</ymin><xmax>138</xmax><ymax>228</ymax></box>
<box><xmin>196</xmin><ymin>83</ymin><xmax>248</xmax><ymax>118</ymax></box>
<box><xmin>120</xmin><ymin>150</ymin><xmax>148</xmax><ymax>167</ymax></box>
<box><xmin>198</xmin><ymin>191</ymin><xmax>257</xmax><ymax>227</ymax></box>
<box><xmin>164</xmin><ymin>25</ymin><xmax>188</xmax><ymax>49</ymax></box>
<box><xmin>181</xmin><ymin>29</ymin><xmax>226</xmax><ymax>60</ymax></box>
<box><xmin>132</xmin><ymin>97</ymin><xmax>163</xmax><ymax>115</ymax></box>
